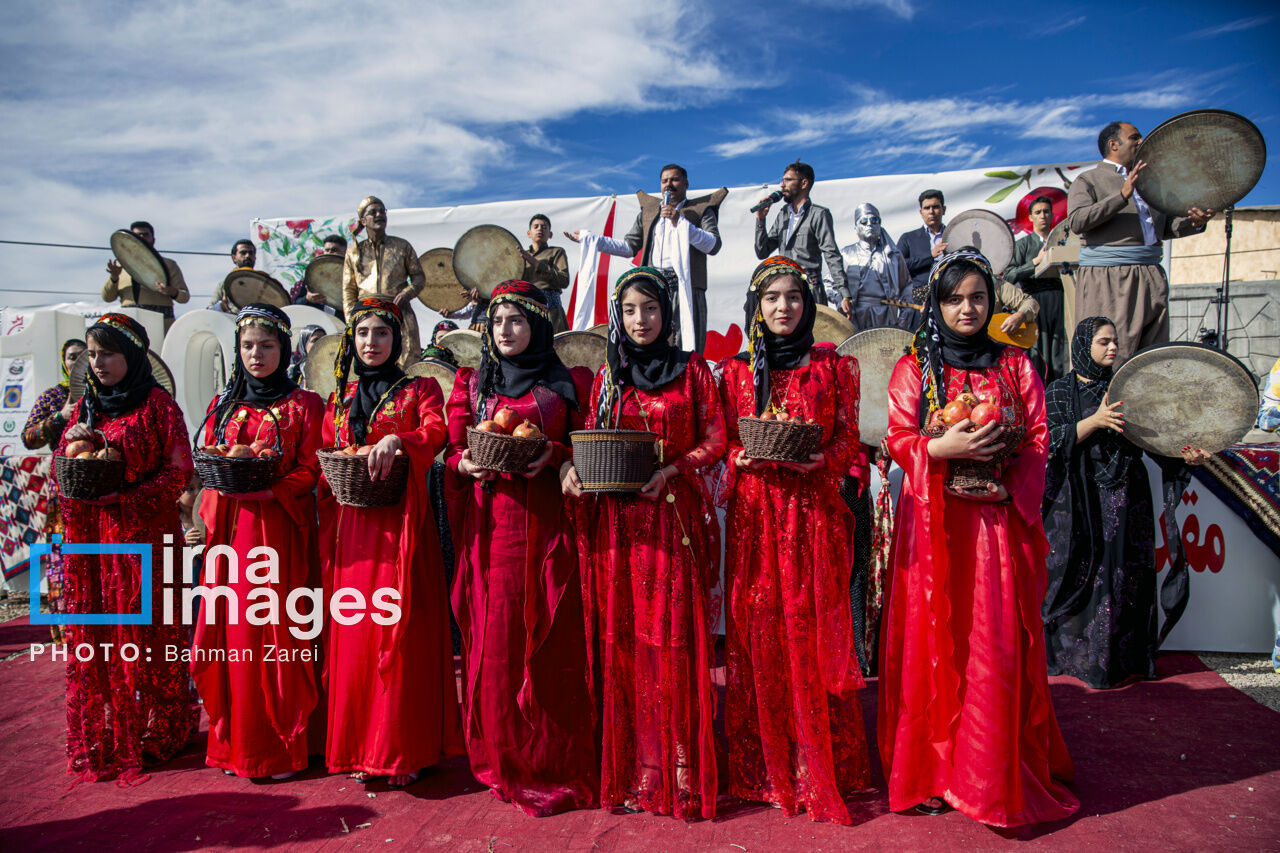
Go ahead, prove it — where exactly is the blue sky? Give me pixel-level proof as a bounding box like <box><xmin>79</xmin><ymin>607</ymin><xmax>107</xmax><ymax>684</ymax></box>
<box><xmin>1</xmin><ymin>0</ymin><xmax>1276</xmax><ymax>304</ymax></box>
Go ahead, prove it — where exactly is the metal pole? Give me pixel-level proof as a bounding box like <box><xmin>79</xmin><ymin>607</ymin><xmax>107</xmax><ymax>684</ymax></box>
<box><xmin>1219</xmin><ymin>206</ymin><xmax>1234</xmax><ymax>351</ymax></box>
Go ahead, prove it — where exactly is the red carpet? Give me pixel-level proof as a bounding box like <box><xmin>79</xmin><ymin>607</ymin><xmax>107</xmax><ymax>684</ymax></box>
<box><xmin>1</xmin><ymin>617</ymin><xmax>1278</xmax><ymax>851</ymax></box>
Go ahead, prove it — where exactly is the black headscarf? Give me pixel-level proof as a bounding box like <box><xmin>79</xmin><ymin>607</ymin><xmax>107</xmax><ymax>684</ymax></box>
<box><xmin>210</xmin><ymin>304</ymin><xmax>298</xmax><ymax>435</ymax></box>
<box><xmin>913</xmin><ymin>248</ymin><xmax>1007</xmax><ymax>426</ymax></box>
<box><xmin>735</xmin><ymin>256</ymin><xmax>816</xmax><ymax>416</ymax></box>
<box><xmin>1060</xmin><ymin>316</ymin><xmax>1138</xmax><ymax>489</ymax></box>
<box><xmin>595</xmin><ymin>267</ymin><xmax>691</xmax><ymax>427</ymax></box>
<box><xmin>78</xmin><ymin>313</ymin><xmax>158</xmax><ymax>430</ymax></box>
<box><xmin>335</xmin><ymin>297</ymin><xmax>408</xmax><ymax>446</ymax></box>
<box><xmin>476</xmin><ymin>280</ymin><xmax>577</xmax><ymax>419</ymax></box>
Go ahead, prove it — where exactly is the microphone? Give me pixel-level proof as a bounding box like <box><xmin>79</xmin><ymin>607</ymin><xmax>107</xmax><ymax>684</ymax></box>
<box><xmin>661</xmin><ymin>190</ymin><xmax>672</xmax><ymax>208</ymax></box>
<box><xmin>750</xmin><ymin>190</ymin><xmax>783</xmax><ymax>213</ymax></box>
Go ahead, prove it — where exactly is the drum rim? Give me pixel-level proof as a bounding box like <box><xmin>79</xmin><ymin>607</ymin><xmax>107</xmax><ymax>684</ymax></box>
<box><xmin>225</xmin><ymin>268</ymin><xmax>289</xmax><ymax>309</ymax></box>
<box><xmin>1133</xmin><ymin>108</ymin><xmax>1267</xmax><ymax>214</ymax></box>
<box><xmin>1112</xmin><ymin>340</ymin><xmax>1256</xmax><ymax>387</ymax></box>
<box><xmin>417</xmin><ymin>246</ymin><xmax>470</xmax><ymax>312</ymax></box>
<box><xmin>452</xmin><ymin>224</ymin><xmax>523</xmax><ymax>299</ymax></box>
<box><xmin>941</xmin><ymin>209</ymin><xmax>1015</xmax><ymax>271</ymax></box>
<box><xmin>110</xmin><ymin>229</ymin><xmax>170</xmax><ymax>293</ymax></box>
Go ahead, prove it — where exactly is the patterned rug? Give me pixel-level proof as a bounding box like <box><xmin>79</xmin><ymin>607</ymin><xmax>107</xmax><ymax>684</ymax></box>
<box><xmin>0</xmin><ymin>455</ymin><xmax>50</xmax><ymax>579</ymax></box>
<box><xmin>1193</xmin><ymin>443</ymin><xmax>1280</xmax><ymax>559</ymax></box>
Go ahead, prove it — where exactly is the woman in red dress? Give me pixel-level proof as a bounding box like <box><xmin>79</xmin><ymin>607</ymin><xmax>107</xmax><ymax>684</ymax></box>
<box><xmin>445</xmin><ymin>280</ymin><xmax>597</xmax><ymax>816</ymax></box>
<box><xmin>56</xmin><ymin>313</ymin><xmax>195</xmax><ymax>783</ymax></box>
<box><xmin>718</xmin><ymin>256</ymin><xmax>870</xmax><ymax>825</ymax></box>
<box><xmin>562</xmin><ymin>266</ymin><xmax>724</xmax><ymax>820</ymax></box>
<box><xmin>190</xmin><ymin>303</ymin><xmax>324</xmax><ymax>780</ymax></box>
<box><xmin>320</xmin><ymin>297</ymin><xmax>463</xmax><ymax>788</ymax></box>
<box><xmin>878</xmin><ymin>248</ymin><xmax>1079</xmax><ymax>825</ymax></box>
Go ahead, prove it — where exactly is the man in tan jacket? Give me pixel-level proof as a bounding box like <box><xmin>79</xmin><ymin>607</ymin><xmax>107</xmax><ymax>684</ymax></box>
<box><xmin>341</xmin><ymin>196</ymin><xmax>426</xmax><ymax>367</ymax></box>
<box><xmin>1066</xmin><ymin>122</ymin><xmax>1214</xmax><ymax>363</ymax></box>
<box><xmin>101</xmin><ymin>220</ymin><xmax>189</xmax><ymax>331</ymax></box>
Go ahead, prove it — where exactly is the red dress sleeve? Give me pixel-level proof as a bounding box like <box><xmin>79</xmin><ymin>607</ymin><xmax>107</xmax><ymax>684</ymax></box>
<box><xmin>444</xmin><ymin>368</ymin><xmax>477</xmax><ymax>475</ymax></box>
<box><xmin>672</xmin><ymin>356</ymin><xmax>727</xmax><ymax>475</ymax></box>
<box><xmin>818</xmin><ymin>353</ymin><xmax>860</xmax><ymax>475</ymax></box>
<box><xmin>121</xmin><ymin>391</ymin><xmax>194</xmax><ymax>526</ymax></box>
<box><xmin>999</xmin><ymin>350</ymin><xmax>1049</xmax><ymax>527</ymax></box>
<box><xmin>403</xmin><ymin>378</ymin><xmax>448</xmax><ymax>462</ymax></box>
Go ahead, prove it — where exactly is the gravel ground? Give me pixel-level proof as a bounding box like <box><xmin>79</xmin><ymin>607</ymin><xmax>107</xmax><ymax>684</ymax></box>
<box><xmin>5</xmin><ymin>587</ymin><xmax>1278</xmax><ymax>712</ymax></box>
<box><xmin>1199</xmin><ymin>652</ymin><xmax>1280</xmax><ymax>713</ymax></box>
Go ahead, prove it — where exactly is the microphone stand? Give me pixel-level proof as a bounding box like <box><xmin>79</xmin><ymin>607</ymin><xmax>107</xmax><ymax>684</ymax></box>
<box><xmin>1212</xmin><ymin>206</ymin><xmax>1234</xmax><ymax>351</ymax></box>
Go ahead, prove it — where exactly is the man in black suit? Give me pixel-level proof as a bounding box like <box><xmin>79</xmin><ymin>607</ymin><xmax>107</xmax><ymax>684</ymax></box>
<box><xmin>897</xmin><ymin>189</ymin><xmax>949</xmax><ymax>299</ymax></box>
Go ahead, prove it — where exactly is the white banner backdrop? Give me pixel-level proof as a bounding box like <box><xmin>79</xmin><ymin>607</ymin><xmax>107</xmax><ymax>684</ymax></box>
<box><xmin>253</xmin><ymin>160</ymin><xmax>1093</xmax><ymax>351</ymax></box>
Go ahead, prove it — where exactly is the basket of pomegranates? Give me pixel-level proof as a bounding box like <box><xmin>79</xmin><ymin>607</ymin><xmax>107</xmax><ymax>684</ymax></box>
<box><xmin>467</xmin><ymin>405</ymin><xmax>547</xmax><ymax>473</ymax></box>
<box><xmin>738</xmin><ymin>408</ymin><xmax>824</xmax><ymax>463</ymax></box>
<box><xmin>193</xmin><ymin>407</ymin><xmax>282</xmax><ymax>494</ymax></box>
<box><xmin>318</xmin><ymin>444</ymin><xmax>410</xmax><ymax>508</ymax></box>
<box><xmin>923</xmin><ymin>392</ymin><xmax>1024</xmax><ymax>495</ymax></box>
<box><xmin>56</xmin><ymin>431</ymin><xmax>125</xmax><ymax>500</ymax></box>
<box><xmin>569</xmin><ymin>429</ymin><xmax>658</xmax><ymax>493</ymax></box>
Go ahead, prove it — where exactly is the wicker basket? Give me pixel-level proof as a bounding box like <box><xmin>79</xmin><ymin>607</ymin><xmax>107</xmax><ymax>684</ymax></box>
<box><xmin>738</xmin><ymin>416</ymin><xmax>824</xmax><ymax>463</ymax></box>
<box><xmin>466</xmin><ymin>426</ymin><xmax>546</xmax><ymax>474</ymax></box>
<box><xmin>570</xmin><ymin>429</ymin><xmax>657</xmax><ymax>493</ymax></box>
<box><xmin>55</xmin><ymin>451</ymin><xmax>125</xmax><ymax>500</ymax></box>
<box><xmin>318</xmin><ymin>448</ymin><xmax>410</xmax><ymax>507</ymax></box>
<box><xmin>192</xmin><ymin>407</ymin><xmax>282</xmax><ymax>494</ymax></box>
<box><xmin>924</xmin><ymin>419</ymin><xmax>1025</xmax><ymax>495</ymax></box>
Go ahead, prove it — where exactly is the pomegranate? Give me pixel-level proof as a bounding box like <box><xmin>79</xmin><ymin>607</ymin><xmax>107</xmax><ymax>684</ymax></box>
<box><xmin>942</xmin><ymin>400</ymin><xmax>972</xmax><ymax>426</ymax></box>
<box><xmin>75</xmin><ymin>451</ymin><xmax>96</xmax><ymax>459</ymax></box>
<box><xmin>758</xmin><ymin>411</ymin><xmax>777</xmax><ymax>421</ymax></box>
<box><xmin>475</xmin><ymin>419</ymin><xmax>503</xmax><ymax>433</ymax></box>
<box><xmin>97</xmin><ymin>446</ymin><xmax>122</xmax><ymax>461</ymax></box>
<box><xmin>256</xmin><ymin>448</ymin><xmax>278</xmax><ymax>459</ymax></box>
<box><xmin>512</xmin><ymin>420</ymin><xmax>541</xmax><ymax>439</ymax></box>
<box><xmin>927</xmin><ymin>409</ymin><xmax>947</xmax><ymax>432</ymax></box>
<box><xmin>249</xmin><ymin>440</ymin><xmax>271</xmax><ymax>455</ymax></box>
<box><xmin>957</xmin><ymin>392</ymin><xmax>980</xmax><ymax>409</ymax></box>
<box><xmin>970</xmin><ymin>402</ymin><xmax>1002</xmax><ymax>428</ymax></box>
<box><xmin>493</xmin><ymin>406</ymin><xmax>520</xmax><ymax>434</ymax></box>
<box><xmin>226</xmin><ymin>444</ymin><xmax>254</xmax><ymax>459</ymax></box>
<box><xmin>355</xmin><ymin>445</ymin><xmax>373</xmax><ymax>456</ymax></box>
<box><xmin>65</xmin><ymin>439</ymin><xmax>94</xmax><ymax>457</ymax></box>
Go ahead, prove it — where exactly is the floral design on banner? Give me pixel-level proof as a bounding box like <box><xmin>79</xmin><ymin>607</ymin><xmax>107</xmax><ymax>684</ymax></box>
<box><xmin>981</xmin><ymin>165</ymin><xmax>1086</xmax><ymax>235</ymax></box>
<box><xmin>252</xmin><ymin>215</ymin><xmax>358</xmax><ymax>288</ymax></box>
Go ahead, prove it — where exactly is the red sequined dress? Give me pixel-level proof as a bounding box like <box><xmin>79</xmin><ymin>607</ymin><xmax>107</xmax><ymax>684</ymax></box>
<box><xmin>191</xmin><ymin>389</ymin><xmax>324</xmax><ymax>777</ymax></box>
<box><xmin>879</xmin><ymin>347</ymin><xmax>1079</xmax><ymax>826</ymax></box>
<box><xmin>572</xmin><ymin>354</ymin><xmax>725</xmax><ymax>820</ymax></box>
<box><xmin>319</xmin><ymin>377</ymin><xmax>464</xmax><ymax>776</ymax></box>
<box><xmin>718</xmin><ymin>346</ymin><xmax>871</xmax><ymax>825</ymax></box>
<box><xmin>55</xmin><ymin>387</ymin><xmax>196</xmax><ymax>782</ymax></box>
<box><xmin>444</xmin><ymin>367</ymin><xmax>598</xmax><ymax>816</ymax></box>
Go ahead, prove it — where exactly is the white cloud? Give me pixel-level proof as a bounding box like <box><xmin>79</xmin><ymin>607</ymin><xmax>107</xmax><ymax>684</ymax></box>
<box><xmin>706</xmin><ymin>84</ymin><xmax>1201</xmax><ymax>165</ymax></box>
<box><xmin>795</xmin><ymin>0</ymin><xmax>917</xmax><ymax>19</ymax></box>
<box><xmin>0</xmin><ymin>0</ymin><xmax>748</xmax><ymax>302</ymax></box>
<box><xmin>1182</xmin><ymin>16</ymin><xmax>1273</xmax><ymax>40</ymax></box>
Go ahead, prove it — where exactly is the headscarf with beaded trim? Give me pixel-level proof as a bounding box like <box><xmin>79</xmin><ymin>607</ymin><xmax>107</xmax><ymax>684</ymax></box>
<box><xmin>735</xmin><ymin>256</ymin><xmax>815</xmax><ymax>417</ymax></box>
<box><xmin>78</xmin><ymin>313</ymin><xmax>158</xmax><ymax>429</ymax></box>
<box><xmin>335</xmin><ymin>296</ymin><xmax>408</xmax><ymax>446</ymax></box>
<box><xmin>595</xmin><ymin>266</ymin><xmax>690</xmax><ymax>428</ymax></box>
<box><xmin>476</xmin><ymin>280</ymin><xmax>576</xmax><ymax>420</ymax></box>
<box><xmin>911</xmin><ymin>247</ymin><xmax>1006</xmax><ymax>427</ymax></box>
<box><xmin>210</xmin><ymin>303</ymin><xmax>298</xmax><ymax>435</ymax></box>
